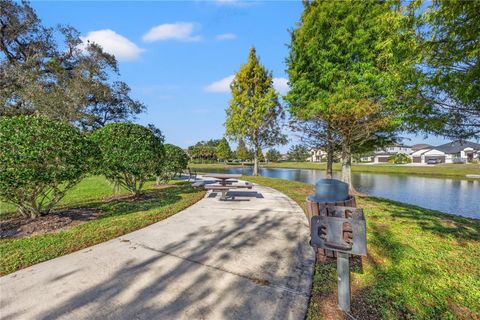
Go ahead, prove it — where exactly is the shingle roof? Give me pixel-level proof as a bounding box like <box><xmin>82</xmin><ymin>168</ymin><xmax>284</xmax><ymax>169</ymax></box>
<box><xmin>411</xmin><ymin>143</ymin><xmax>432</xmax><ymax>151</ymax></box>
<box><xmin>435</xmin><ymin>140</ymin><xmax>480</xmax><ymax>154</ymax></box>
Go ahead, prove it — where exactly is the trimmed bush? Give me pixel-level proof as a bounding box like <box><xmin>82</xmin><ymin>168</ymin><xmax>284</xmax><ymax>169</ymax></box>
<box><xmin>91</xmin><ymin>123</ymin><xmax>164</xmax><ymax>195</ymax></box>
<box><xmin>0</xmin><ymin>116</ymin><xmax>98</xmax><ymax>218</ymax></box>
<box><xmin>157</xmin><ymin>144</ymin><xmax>189</xmax><ymax>183</ymax></box>
<box><xmin>389</xmin><ymin>153</ymin><xmax>412</xmax><ymax>164</ymax></box>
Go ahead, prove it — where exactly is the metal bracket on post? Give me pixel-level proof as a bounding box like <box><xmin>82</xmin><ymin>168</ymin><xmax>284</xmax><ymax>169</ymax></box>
<box><xmin>309</xmin><ymin>206</ymin><xmax>367</xmax><ymax>313</ymax></box>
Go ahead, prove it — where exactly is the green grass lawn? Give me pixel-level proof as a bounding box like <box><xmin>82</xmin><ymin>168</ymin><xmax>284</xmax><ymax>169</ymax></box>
<box><xmin>189</xmin><ymin>161</ymin><xmax>480</xmax><ymax>178</ymax></box>
<box><xmin>0</xmin><ymin>176</ymin><xmax>206</xmax><ymax>275</ymax></box>
<box><xmin>243</xmin><ymin>176</ymin><xmax>480</xmax><ymax>320</ymax></box>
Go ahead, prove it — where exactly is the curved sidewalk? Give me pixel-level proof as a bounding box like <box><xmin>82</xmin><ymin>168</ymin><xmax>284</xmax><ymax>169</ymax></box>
<box><xmin>0</xmin><ymin>181</ymin><xmax>315</xmax><ymax>320</ymax></box>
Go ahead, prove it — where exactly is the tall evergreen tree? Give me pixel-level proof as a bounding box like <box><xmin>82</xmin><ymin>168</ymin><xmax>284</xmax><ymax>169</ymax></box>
<box><xmin>235</xmin><ymin>138</ymin><xmax>249</xmax><ymax>162</ymax></box>
<box><xmin>216</xmin><ymin>138</ymin><xmax>232</xmax><ymax>162</ymax></box>
<box><xmin>225</xmin><ymin>47</ymin><xmax>287</xmax><ymax>176</ymax></box>
<box><xmin>286</xmin><ymin>0</ymin><xmax>419</xmax><ymax>190</ymax></box>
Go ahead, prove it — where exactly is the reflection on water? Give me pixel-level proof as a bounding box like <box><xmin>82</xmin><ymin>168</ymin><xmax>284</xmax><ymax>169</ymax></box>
<box><xmin>203</xmin><ymin>167</ymin><xmax>480</xmax><ymax>219</ymax></box>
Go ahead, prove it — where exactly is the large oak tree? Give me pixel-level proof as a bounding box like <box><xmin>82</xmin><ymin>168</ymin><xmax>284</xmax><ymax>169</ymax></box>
<box><xmin>0</xmin><ymin>0</ymin><xmax>144</xmax><ymax>129</ymax></box>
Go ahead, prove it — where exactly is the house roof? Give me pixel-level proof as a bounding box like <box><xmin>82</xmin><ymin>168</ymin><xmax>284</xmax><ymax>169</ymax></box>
<box><xmin>411</xmin><ymin>148</ymin><xmax>442</xmax><ymax>156</ymax></box>
<box><xmin>411</xmin><ymin>143</ymin><xmax>432</xmax><ymax>151</ymax></box>
<box><xmin>391</xmin><ymin>143</ymin><xmax>411</xmax><ymax>148</ymax></box>
<box><xmin>435</xmin><ymin>140</ymin><xmax>480</xmax><ymax>154</ymax></box>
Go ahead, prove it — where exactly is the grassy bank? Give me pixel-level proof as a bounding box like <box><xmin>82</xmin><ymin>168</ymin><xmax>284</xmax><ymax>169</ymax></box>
<box><xmin>0</xmin><ymin>176</ymin><xmax>206</xmax><ymax>275</ymax></box>
<box><xmin>243</xmin><ymin>176</ymin><xmax>480</xmax><ymax>320</ymax></box>
<box><xmin>189</xmin><ymin>162</ymin><xmax>480</xmax><ymax>178</ymax></box>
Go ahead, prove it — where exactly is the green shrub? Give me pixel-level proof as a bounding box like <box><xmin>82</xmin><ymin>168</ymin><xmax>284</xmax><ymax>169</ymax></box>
<box><xmin>91</xmin><ymin>123</ymin><xmax>164</xmax><ymax>196</ymax></box>
<box><xmin>388</xmin><ymin>153</ymin><xmax>412</xmax><ymax>164</ymax></box>
<box><xmin>0</xmin><ymin>116</ymin><xmax>98</xmax><ymax>218</ymax></box>
<box><xmin>157</xmin><ymin>144</ymin><xmax>189</xmax><ymax>183</ymax></box>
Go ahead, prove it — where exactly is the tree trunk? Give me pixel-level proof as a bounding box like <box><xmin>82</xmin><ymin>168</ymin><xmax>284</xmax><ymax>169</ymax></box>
<box><xmin>156</xmin><ymin>176</ymin><xmax>161</xmax><ymax>186</ymax></box>
<box><xmin>253</xmin><ymin>148</ymin><xmax>259</xmax><ymax>176</ymax></box>
<box><xmin>326</xmin><ymin>146</ymin><xmax>334</xmax><ymax>179</ymax></box>
<box><xmin>341</xmin><ymin>143</ymin><xmax>355</xmax><ymax>194</ymax></box>
<box><xmin>326</xmin><ymin>122</ymin><xmax>334</xmax><ymax>179</ymax></box>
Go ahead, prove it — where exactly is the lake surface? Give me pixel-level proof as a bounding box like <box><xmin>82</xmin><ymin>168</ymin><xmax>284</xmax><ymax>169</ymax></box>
<box><xmin>202</xmin><ymin>167</ymin><xmax>480</xmax><ymax>219</ymax></box>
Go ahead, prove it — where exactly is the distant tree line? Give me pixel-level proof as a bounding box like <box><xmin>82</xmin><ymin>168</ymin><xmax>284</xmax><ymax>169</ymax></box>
<box><xmin>187</xmin><ymin>137</ymin><xmax>286</xmax><ymax>164</ymax></box>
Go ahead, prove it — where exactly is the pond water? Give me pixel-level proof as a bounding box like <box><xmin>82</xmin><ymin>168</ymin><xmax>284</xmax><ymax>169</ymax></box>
<box><xmin>201</xmin><ymin>167</ymin><xmax>480</xmax><ymax>219</ymax></box>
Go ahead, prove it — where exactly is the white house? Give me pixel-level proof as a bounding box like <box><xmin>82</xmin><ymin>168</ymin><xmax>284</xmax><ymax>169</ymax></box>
<box><xmin>411</xmin><ymin>148</ymin><xmax>446</xmax><ymax>163</ymax></box>
<box><xmin>411</xmin><ymin>140</ymin><xmax>480</xmax><ymax>164</ymax></box>
<box><xmin>308</xmin><ymin>149</ymin><xmax>327</xmax><ymax>162</ymax></box>
<box><xmin>373</xmin><ymin>144</ymin><xmax>412</xmax><ymax>163</ymax></box>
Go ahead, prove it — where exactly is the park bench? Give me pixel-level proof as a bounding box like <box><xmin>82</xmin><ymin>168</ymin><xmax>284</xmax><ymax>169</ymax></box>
<box><xmin>183</xmin><ymin>168</ymin><xmax>197</xmax><ymax>181</ymax></box>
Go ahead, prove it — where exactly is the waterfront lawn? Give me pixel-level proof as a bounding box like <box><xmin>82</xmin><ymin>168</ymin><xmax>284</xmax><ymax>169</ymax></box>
<box><xmin>189</xmin><ymin>162</ymin><xmax>480</xmax><ymax>178</ymax></box>
<box><xmin>244</xmin><ymin>176</ymin><xmax>480</xmax><ymax>320</ymax></box>
<box><xmin>0</xmin><ymin>176</ymin><xmax>206</xmax><ymax>275</ymax></box>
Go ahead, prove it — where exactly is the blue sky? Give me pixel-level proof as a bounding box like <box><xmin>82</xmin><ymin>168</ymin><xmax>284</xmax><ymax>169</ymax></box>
<box><xmin>32</xmin><ymin>0</ymin><xmax>450</xmax><ymax>151</ymax></box>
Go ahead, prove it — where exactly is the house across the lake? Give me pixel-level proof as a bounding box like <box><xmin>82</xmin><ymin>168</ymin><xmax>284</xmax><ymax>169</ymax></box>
<box><xmin>306</xmin><ymin>140</ymin><xmax>480</xmax><ymax>164</ymax></box>
<box><xmin>411</xmin><ymin>140</ymin><xmax>480</xmax><ymax>164</ymax></box>
<box><xmin>373</xmin><ymin>144</ymin><xmax>412</xmax><ymax>163</ymax></box>
<box><xmin>308</xmin><ymin>149</ymin><xmax>327</xmax><ymax>162</ymax></box>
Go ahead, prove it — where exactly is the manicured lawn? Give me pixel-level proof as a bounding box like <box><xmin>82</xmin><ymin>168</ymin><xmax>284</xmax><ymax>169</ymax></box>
<box><xmin>0</xmin><ymin>176</ymin><xmax>126</xmax><ymax>217</ymax></box>
<box><xmin>189</xmin><ymin>162</ymin><xmax>480</xmax><ymax>178</ymax></box>
<box><xmin>243</xmin><ymin>176</ymin><xmax>480</xmax><ymax>320</ymax></box>
<box><xmin>0</xmin><ymin>176</ymin><xmax>205</xmax><ymax>275</ymax></box>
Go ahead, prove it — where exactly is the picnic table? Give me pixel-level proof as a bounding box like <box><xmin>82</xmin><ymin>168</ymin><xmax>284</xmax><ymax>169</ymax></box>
<box><xmin>202</xmin><ymin>173</ymin><xmax>252</xmax><ymax>200</ymax></box>
<box><xmin>203</xmin><ymin>173</ymin><xmax>242</xmax><ymax>186</ymax></box>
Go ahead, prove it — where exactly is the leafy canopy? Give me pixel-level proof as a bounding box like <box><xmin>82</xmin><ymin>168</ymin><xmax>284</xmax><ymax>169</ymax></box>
<box><xmin>91</xmin><ymin>123</ymin><xmax>164</xmax><ymax>195</ymax></box>
<box><xmin>286</xmin><ymin>0</ymin><xmax>418</xmax><ymax>122</ymax></box>
<box><xmin>415</xmin><ymin>0</ymin><xmax>480</xmax><ymax>139</ymax></box>
<box><xmin>0</xmin><ymin>0</ymin><xmax>144</xmax><ymax>129</ymax></box>
<box><xmin>0</xmin><ymin>116</ymin><xmax>98</xmax><ymax>218</ymax></box>
<box><xmin>286</xmin><ymin>0</ymin><xmax>420</xmax><ymax>185</ymax></box>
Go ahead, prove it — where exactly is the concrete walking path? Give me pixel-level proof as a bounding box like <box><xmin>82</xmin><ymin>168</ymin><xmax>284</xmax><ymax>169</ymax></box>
<box><xmin>0</xmin><ymin>180</ymin><xmax>315</xmax><ymax>320</ymax></box>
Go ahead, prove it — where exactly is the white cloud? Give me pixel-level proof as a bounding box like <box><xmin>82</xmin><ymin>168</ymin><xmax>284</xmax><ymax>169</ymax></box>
<box><xmin>216</xmin><ymin>33</ymin><xmax>237</xmax><ymax>41</ymax></box>
<box><xmin>80</xmin><ymin>29</ymin><xmax>144</xmax><ymax>61</ymax></box>
<box><xmin>204</xmin><ymin>75</ymin><xmax>234</xmax><ymax>93</ymax></box>
<box><xmin>204</xmin><ymin>75</ymin><xmax>290</xmax><ymax>94</ymax></box>
<box><xmin>273</xmin><ymin>77</ymin><xmax>290</xmax><ymax>95</ymax></box>
<box><xmin>142</xmin><ymin>22</ymin><xmax>202</xmax><ymax>42</ymax></box>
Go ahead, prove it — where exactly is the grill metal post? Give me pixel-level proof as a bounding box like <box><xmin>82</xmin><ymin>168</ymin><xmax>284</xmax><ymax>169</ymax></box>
<box><xmin>337</xmin><ymin>252</ymin><xmax>350</xmax><ymax>312</ymax></box>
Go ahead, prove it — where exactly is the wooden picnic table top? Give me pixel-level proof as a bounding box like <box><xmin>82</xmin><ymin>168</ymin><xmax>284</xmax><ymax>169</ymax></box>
<box><xmin>203</xmin><ymin>173</ymin><xmax>242</xmax><ymax>180</ymax></box>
